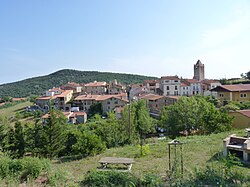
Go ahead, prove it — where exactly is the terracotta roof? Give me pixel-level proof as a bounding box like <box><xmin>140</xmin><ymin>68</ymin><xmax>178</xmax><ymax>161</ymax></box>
<box><xmin>140</xmin><ymin>94</ymin><xmax>164</xmax><ymax>101</ymax></box>
<box><xmin>184</xmin><ymin>79</ymin><xmax>200</xmax><ymax>84</ymax></box>
<box><xmin>75</xmin><ymin>94</ymin><xmax>100</xmax><ymax>101</ymax></box>
<box><xmin>165</xmin><ymin>96</ymin><xmax>180</xmax><ymax>100</ymax></box>
<box><xmin>181</xmin><ymin>83</ymin><xmax>189</xmax><ymax>87</ymax></box>
<box><xmin>48</xmin><ymin>87</ymin><xmax>62</xmax><ymax>92</ymax></box>
<box><xmin>211</xmin><ymin>84</ymin><xmax>250</xmax><ymax>92</ymax></box>
<box><xmin>36</xmin><ymin>96</ymin><xmax>57</xmax><ymax>100</ymax></box>
<box><xmin>75</xmin><ymin>93</ymin><xmax>128</xmax><ymax>102</ymax></box>
<box><xmin>144</xmin><ymin>79</ymin><xmax>160</xmax><ymax>84</ymax></box>
<box><xmin>237</xmin><ymin>110</ymin><xmax>250</xmax><ymax>118</ymax></box>
<box><xmin>84</xmin><ymin>81</ymin><xmax>107</xmax><ymax>87</ymax></box>
<box><xmin>56</xmin><ymin>90</ymin><xmax>73</xmax><ymax>98</ymax></box>
<box><xmin>161</xmin><ymin>76</ymin><xmax>179</xmax><ymax>80</ymax></box>
<box><xmin>0</xmin><ymin>103</ymin><xmax>5</xmax><ymax>106</ymax></box>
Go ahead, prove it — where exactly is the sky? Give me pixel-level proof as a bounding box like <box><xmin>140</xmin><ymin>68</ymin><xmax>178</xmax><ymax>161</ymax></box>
<box><xmin>0</xmin><ymin>0</ymin><xmax>250</xmax><ymax>84</ymax></box>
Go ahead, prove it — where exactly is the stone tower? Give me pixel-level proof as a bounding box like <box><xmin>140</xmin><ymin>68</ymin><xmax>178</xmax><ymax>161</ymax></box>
<box><xmin>193</xmin><ymin>60</ymin><xmax>204</xmax><ymax>81</ymax></box>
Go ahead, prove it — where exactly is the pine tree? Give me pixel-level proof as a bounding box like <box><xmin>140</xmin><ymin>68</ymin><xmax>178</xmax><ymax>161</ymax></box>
<box><xmin>44</xmin><ymin>109</ymin><xmax>67</xmax><ymax>159</ymax></box>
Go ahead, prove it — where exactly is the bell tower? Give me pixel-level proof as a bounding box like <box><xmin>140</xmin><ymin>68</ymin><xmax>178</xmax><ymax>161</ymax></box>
<box><xmin>193</xmin><ymin>60</ymin><xmax>204</xmax><ymax>81</ymax></box>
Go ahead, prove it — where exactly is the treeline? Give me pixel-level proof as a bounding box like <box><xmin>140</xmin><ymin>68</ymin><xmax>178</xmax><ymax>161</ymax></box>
<box><xmin>0</xmin><ymin>69</ymin><xmax>156</xmax><ymax>98</ymax></box>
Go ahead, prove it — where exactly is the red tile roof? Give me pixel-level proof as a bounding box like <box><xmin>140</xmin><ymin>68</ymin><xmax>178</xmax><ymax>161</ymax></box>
<box><xmin>184</xmin><ymin>79</ymin><xmax>200</xmax><ymax>84</ymax></box>
<box><xmin>56</xmin><ymin>90</ymin><xmax>73</xmax><ymax>98</ymax></box>
<box><xmin>144</xmin><ymin>79</ymin><xmax>160</xmax><ymax>84</ymax></box>
<box><xmin>140</xmin><ymin>94</ymin><xmax>164</xmax><ymax>101</ymax></box>
<box><xmin>75</xmin><ymin>93</ymin><xmax>128</xmax><ymax>102</ymax></box>
<box><xmin>211</xmin><ymin>84</ymin><xmax>250</xmax><ymax>92</ymax></box>
<box><xmin>161</xmin><ymin>76</ymin><xmax>179</xmax><ymax>80</ymax></box>
<box><xmin>84</xmin><ymin>81</ymin><xmax>107</xmax><ymax>87</ymax></box>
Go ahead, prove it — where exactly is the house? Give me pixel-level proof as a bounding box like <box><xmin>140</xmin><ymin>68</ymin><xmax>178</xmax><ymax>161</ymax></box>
<box><xmin>229</xmin><ymin>110</ymin><xmax>250</xmax><ymax>129</ymax></box>
<box><xmin>74</xmin><ymin>93</ymin><xmax>128</xmax><ymax>114</ymax></box>
<box><xmin>35</xmin><ymin>95</ymin><xmax>57</xmax><ymax>110</ymax></box>
<box><xmin>107</xmin><ymin>79</ymin><xmax>126</xmax><ymax>94</ymax></box>
<box><xmin>61</xmin><ymin>82</ymin><xmax>82</xmax><ymax>93</ymax></box>
<box><xmin>42</xmin><ymin>111</ymin><xmax>87</xmax><ymax>124</ymax></box>
<box><xmin>139</xmin><ymin>93</ymin><xmax>179</xmax><ymax>115</ymax></box>
<box><xmin>210</xmin><ymin>84</ymin><xmax>250</xmax><ymax>105</ymax></box>
<box><xmin>143</xmin><ymin>79</ymin><xmax>160</xmax><ymax>94</ymax></box>
<box><xmin>55</xmin><ymin>90</ymin><xmax>74</xmax><ymax>111</ymax></box>
<box><xmin>82</xmin><ymin>81</ymin><xmax>107</xmax><ymax>94</ymax></box>
<box><xmin>36</xmin><ymin>89</ymin><xmax>73</xmax><ymax>111</ymax></box>
<box><xmin>45</xmin><ymin>87</ymin><xmax>63</xmax><ymax>97</ymax></box>
<box><xmin>202</xmin><ymin>79</ymin><xmax>221</xmax><ymax>98</ymax></box>
<box><xmin>181</xmin><ymin>79</ymin><xmax>203</xmax><ymax>96</ymax></box>
<box><xmin>160</xmin><ymin>76</ymin><xmax>181</xmax><ymax>96</ymax></box>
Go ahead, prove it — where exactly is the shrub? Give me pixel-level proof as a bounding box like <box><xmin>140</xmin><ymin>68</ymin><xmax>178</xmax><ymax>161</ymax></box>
<box><xmin>82</xmin><ymin>170</ymin><xmax>138</xmax><ymax>187</ymax></box>
<box><xmin>0</xmin><ymin>156</ymin><xmax>51</xmax><ymax>182</ymax></box>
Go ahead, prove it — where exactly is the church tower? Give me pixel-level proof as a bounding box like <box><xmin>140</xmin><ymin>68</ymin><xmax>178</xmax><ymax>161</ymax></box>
<box><xmin>193</xmin><ymin>60</ymin><xmax>204</xmax><ymax>81</ymax></box>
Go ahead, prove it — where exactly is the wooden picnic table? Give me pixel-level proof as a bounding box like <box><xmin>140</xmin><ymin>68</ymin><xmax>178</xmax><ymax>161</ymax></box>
<box><xmin>99</xmin><ymin>157</ymin><xmax>134</xmax><ymax>171</ymax></box>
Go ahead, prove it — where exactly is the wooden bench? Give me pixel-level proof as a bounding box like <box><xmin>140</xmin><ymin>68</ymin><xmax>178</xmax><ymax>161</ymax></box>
<box><xmin>99</xmin><ymin>157</ymin><xmax>134</xmax><ymax>171</ymax></box>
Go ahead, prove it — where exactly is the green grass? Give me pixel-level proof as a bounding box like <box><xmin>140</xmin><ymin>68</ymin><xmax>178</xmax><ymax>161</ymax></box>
<box><xmin>0</xmin><ymin>101</ymin><xmax>32</xmax><ymax>118</ymax></box>
<box><xmin>54</xmin><ymin>129</ymin><xmax>250</xmax><ymax>185</ymax></box>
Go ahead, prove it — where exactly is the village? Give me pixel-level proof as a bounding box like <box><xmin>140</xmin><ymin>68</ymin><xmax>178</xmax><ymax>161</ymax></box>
<box><xmin>32</xmin><ymin>60</ymin><xmax>250</xmax><ymax>128</ymax></box>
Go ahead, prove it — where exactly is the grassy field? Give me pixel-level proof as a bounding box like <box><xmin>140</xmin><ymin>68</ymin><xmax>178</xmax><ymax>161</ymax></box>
<box><xmin>0</xmin><ymin>101</ymin><xmax>32</xmax><ymax>118</ymax></box>
<box><xmin>54</xmin><ymin>129</ymin><xmax>250</xmax><ymax>185</ymax></box>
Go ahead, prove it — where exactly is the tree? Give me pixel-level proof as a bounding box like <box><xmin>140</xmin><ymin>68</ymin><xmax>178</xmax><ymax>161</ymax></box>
<box><xmin>13</xmin><ymin>122</ymin><xmax>25</xmax><ymax>158</ymax></box>
<box><xmin>160</xmin><ymin>96</ymin><xmax>232</xmax><ymax>138</ymax></box>
<box><xmin>88</xmin><ymin>103</ymin><xmax>103</xmax><ymax>117</ymax></box>
<box><xmin>134</xmin><ymin>100</ymin><xmax>154</xmax><ymax>156</ymax></box>
<box><xmin>72</xmin><ymin>129</ymin><xmax>106</xmax><ymax>156</ymax></box>
<box><xmin>0</xmin><ymin>117</ymin><xmax>10</xmax><ymax>150</ymax></box>
<box><xmin>43</xmin><ymin>109</ymin><xmax>67</xmax><ymax>159</ymax></box>
<box><xmin>246</xmin><ymin>71</ymin><xmax>250</xmax><ymax>80</ymax></box>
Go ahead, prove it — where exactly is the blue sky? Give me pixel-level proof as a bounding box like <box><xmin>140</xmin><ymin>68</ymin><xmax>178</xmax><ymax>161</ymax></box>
<box><xmin>0</xmin><ymin>0</ymin><xmax>250</xmax><ymax>84</ymax></box>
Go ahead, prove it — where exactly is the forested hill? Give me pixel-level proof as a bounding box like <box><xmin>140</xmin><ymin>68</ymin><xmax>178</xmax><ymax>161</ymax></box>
<box><xmin>0</xmin><ymin>69</ymin><xmax>157</xmax><ymax>98</ymax></box>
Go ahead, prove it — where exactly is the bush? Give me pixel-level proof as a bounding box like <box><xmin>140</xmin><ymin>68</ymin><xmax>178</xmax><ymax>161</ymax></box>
<box><xmin>0</xmin><ymin>156</ymin><xmax>51</xmax><ymax>182</ymax></box>
<box><xmin>82</xmin><ymin>170</ymin><xmax>138</xmax><ymax>187</ymax></box>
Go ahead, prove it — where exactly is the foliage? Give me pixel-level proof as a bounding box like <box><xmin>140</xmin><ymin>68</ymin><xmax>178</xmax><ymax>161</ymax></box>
<box><xmin>82</xmin><ymin>170</ymin><xmax>165</xmax><ymax>187</ymax></box>
<box><xmin>43</xmin><ymin>109</ymin><xmax>67</xmax><ymax>159</ymax></box>
<box><xmin>0</xmin><ymin>156</ymin><xmax>51</xmax><ymax>182</ymax></box>
<box><xmin>88</xmin><ymin>102</ymin><xmax>103</xmax><ymax>117</ymax></box>
<box><xmin>160</xmin><ymin>96</ymin><xmax>232</xmax><ymax>138</ymax></box>
<box><xmin>72</xmin><ymin>129</ymin><xmax>106</xmax><ymax>156</ymax></box>
<box><xmin>0</xmin><ymin>69</ymin><xmax>156</xmax><ymax>98</ymax></box>
<box><xmin>137</xmin><ymin>144</ymin><xmax>150</xmax><ymax>157</ymax></box>
<box><xmin>241</xmin><ymin>70</ymin><xmax>250</xmax><ymax>80</ymax></box>
<box><xmin>82</xmin><ymin>170</ymin><xmax>138</xmax><ymax>187</ymax></box>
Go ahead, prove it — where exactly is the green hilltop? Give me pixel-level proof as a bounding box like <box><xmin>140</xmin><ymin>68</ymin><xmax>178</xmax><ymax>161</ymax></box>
<box><xmin>0</xmin><ymin>69</ymin><xmax>157</xmax><ymax>98</ymax></box>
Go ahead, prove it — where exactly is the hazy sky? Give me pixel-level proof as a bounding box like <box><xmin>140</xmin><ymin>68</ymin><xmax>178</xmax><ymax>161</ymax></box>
<box><xmin>0</xmin><ymin>0</ymin><xmax>250</xmax><ymax>84</ymax></box>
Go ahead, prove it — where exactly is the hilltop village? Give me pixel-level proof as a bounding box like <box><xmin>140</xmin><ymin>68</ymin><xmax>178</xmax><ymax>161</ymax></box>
<box><xmin>34</xmin><ymin>60</ymin><xmax>227</xmax><ymax>122</ymax></box>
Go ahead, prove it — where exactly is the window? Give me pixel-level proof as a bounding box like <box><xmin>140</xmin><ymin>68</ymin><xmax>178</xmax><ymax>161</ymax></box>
<box><xmin>167</xmin><ymin>86</ymin><xmax>169</xmax><ymax>90</ymax></box>
<box><xmin>166</xmin><ymin>92</ymin><xmax>170</xmax><ymax>95</ymax></box>
<box><xmin>107</xmin><ymin>101</ymin><xmax>110</xmax><ymax>104</ymax></box>
<box><xmin>115</xmin><ymin>101</ymin><xmax>118</xmax><ymax>104</ymax></box>
<box><xmin>240</xmin><ymin>93</ymin><xmax>247</xmax><ymax>98</ymax></box>
<box><xmin>174</xmin><ymin>91</ymin><xmax>178</xmax><ymax>95</ymax></box>
<box><xmin>219</xmin><ymin>93</ymin><xmax>224</xmax><ymax>97</ymax></box>
<box><xmin>174</xmin><ymin>80</ymin><xmax>178</xmax><ymax>82</ymax></box>
<box><xmin>175</xmin><ymin>86</ymin><xmax>177</xmax><ymax>90</ymax></box>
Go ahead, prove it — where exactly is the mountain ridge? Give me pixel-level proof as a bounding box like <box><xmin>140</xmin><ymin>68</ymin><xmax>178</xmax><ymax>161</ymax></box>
<box><xmin>0</xmin><ymin>69</ymin><xmax>157</xmax><ymax>98</ymax></box>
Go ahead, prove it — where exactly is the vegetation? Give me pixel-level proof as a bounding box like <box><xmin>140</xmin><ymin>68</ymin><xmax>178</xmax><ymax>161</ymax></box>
<box><xmin>159</xmin><ymin>96</ymin><xmax>232</xmax><ymax>138</ymax></box>
<box><xmin>0</xmin><ymin>69</ymin><xmax>157</xmax><ymax>98</ymax></box>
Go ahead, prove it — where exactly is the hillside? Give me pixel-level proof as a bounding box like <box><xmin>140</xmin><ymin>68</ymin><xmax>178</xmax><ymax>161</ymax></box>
<box><xmin>0</xmin><ymin>69</ymin><xmax>157</xmax><ymax>98</ymax></box>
